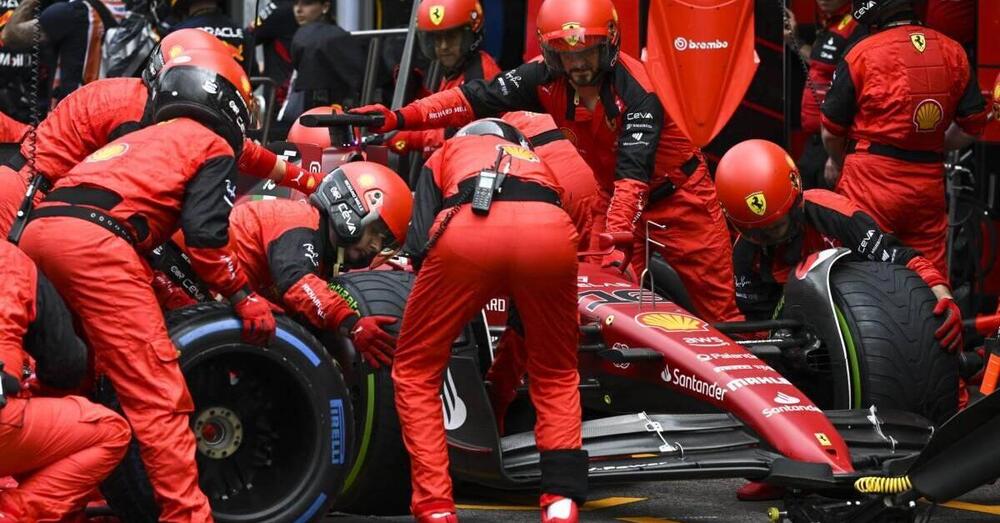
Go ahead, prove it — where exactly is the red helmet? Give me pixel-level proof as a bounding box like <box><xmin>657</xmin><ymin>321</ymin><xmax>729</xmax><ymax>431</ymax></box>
<box><xmin>416</xmin><ymin>0</ymin><xmax>485</xmax><ymax>71</ymax></box>
<box><xmin>142</xmin><ymin>28</ymin><xmax>232</xmax><ymax>86</ymax></box>
<box><xmin>309</xmin><ymin>162</ymin><xmax>413</xmax><ymax>267</ymax></box>
<box><xmin>289</xmin><ymin>105</ymin><xmax>350</xmax><ymax>149</ymax></box>
<box><xmin>715</xmin><ymin>139</ymin><xmax>803</xmax><ymax>233</ymax></box>
<box><xmin>152</xmin><ymin>49</ymin><xmax>253</xmax><ymax>153</ymax></box>
<box><xmin>536</xmin><ymin>0</ymin><xmax>620</xmax><ymax>79</ymax></box>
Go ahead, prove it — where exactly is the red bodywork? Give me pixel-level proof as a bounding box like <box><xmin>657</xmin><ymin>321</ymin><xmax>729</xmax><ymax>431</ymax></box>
<box><xmin>573</xmin><ymin>260</ymin><xmax>854</xmax><ymax>474</ymax></box>
<box><xmin>644</xmin><ymin>0</ymin><xmax>758</xmax><ymax>147</ymax></box>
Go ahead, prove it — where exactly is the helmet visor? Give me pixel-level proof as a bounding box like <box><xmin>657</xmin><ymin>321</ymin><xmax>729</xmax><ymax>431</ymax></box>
<box><xmin>733</xmin><ymin>215</ymin><xmax>794</xmax><ymax>246</ymax></box>
<box><xmin>539</xmin><ymin>28</ymin><xmax>608</xmax><ymax>53</ymax></box>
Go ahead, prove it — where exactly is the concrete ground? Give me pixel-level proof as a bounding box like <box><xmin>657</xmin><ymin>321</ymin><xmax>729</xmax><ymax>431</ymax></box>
<box><xmin>327</xmin><ymin>478</ymin><xmax>1000</xmax><ymax>522</ymax></box>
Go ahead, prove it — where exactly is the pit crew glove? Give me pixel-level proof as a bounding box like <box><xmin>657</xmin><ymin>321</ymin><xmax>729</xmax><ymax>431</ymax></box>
<box><xmin>231</xmin><ymin>290</ymin><xmax>277</xmax><ymax>346</ymax></box>
<box><xmin>933</xmin><ymin>297</ymin><xmax>963</xmax><ymax>353</ymax></box>
<box><xmin>350</xmin><ymin>104</ymin><xmax>401</xmax><ymax>133</ymax></box>
<box><xmin>341</xmin><ymin>314</ymin><xmax>397</xmax><ymax>369</ymax></box>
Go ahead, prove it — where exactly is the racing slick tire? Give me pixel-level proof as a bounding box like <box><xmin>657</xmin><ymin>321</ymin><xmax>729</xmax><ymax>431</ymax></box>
<box><xmin>323</xmin><ymin>270</ymin><xmax>413</xmax><ymax>516</ymax></box>
<box><xmin>97</xmin><ymin>302</ymin><xmax>353</xmax><ymax>522</ymax></box>
<box><xmin>829</xmin><ymin>262</ymin><xmax>959</xmax><ymax>424</ymax></box>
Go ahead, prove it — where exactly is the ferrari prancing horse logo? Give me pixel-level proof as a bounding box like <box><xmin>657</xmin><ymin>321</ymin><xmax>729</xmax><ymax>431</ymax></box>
<box><xmin>746</xmin><ymin>192</ymin><xmax>767</xmax><ymax>216</ymax></box>
<box><xmin>910</xmin><ymin>32</ymin><xmax>926</xmax><ymax>53</ymax></box>
<box><xmin>429</xmin><ymin>5</ymin><xmax>445</xmax><ymax>26</ymax></box>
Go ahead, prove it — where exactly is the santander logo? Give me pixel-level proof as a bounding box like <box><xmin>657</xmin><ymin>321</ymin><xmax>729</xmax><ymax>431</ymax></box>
<box><xmin>774</xmin><ymin>392</ymin><xmax>801</xmax><ymax>405</ymax></box>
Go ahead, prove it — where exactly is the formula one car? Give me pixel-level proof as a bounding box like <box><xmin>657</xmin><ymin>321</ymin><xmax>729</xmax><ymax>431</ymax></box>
<box><xmin>96</xmin><ymin>114</ymin><xmax>962</xmax><ymax>522</ymax></box>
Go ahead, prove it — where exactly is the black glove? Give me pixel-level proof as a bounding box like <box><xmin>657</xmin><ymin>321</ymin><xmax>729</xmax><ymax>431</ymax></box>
<box><xmin>0</xmin><ymin>366</ymin><xmax>21</xmax><ymax>408</ymax></box>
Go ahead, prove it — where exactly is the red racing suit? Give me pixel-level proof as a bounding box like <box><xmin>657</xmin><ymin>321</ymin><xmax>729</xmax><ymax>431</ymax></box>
<box><xmin>0</xmin><ymin>110</ymin><xmax>27</xmax><ymax>143</ymax></box>
<box><xmin>801</xmin><ymin>8</ymin><xmax>865</xmax><ymax>135</ymax></box>
<box><xmin>501</xmin><ymin>110</ymin><xmax>597</xmax><ymax>246</ymax></box>
<box><xmin>733</xmin><ymin>190</ymin><xmax>948</xmax><ymax>320</ymax></box>
<box><xmin>822</xmin><ymin>23</ymin><xmax>988</xmax><ymax>275</ymax></box>
<box><xmin>0</xmin><ymin>241</ymin><xmax>131</xmax><ymax>522</ymax></box>
<box><xmin>0</xmin><ymin>77</ymin><xmax>322</xmax><ymax>237</ymax></box>
<box><xmin>395</xmin><ymin>134</ymin><xmax>586</xmax><ymax>517</ymax></box>
<box><xmin>389</xmin><ymin>50</ymin><xmax>501</xmax><ymax>156</ymax></box>
<box><xmin>389</xmin><ymin>53</ymin><xmax>741</xmax><ymax>322</ymax></box>
<box><xmin>19</xmin><ymin>117</ymin><xmax>258</xmax><ymax>522</ymax></box>
<box><xmin>221</xmin><ymin>199</ymin><xmax>358</xmax><ymax>330</ymax></box>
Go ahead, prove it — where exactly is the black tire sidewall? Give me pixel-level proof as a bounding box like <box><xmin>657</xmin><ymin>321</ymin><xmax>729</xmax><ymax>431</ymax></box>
<box><xmin>830</xmin><ymin>262</ymin><xmax>959</xmax><ymax>424</ymax></box>
<box><xmin>101</xmin><ymin>303</ymin><xmax>352</xmax><ymax>523</ymax></box>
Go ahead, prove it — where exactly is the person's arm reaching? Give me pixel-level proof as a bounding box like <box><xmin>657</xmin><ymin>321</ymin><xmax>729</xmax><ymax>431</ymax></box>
<box><xmin>268</xmin><ymin>227</ymin><xmax>397</xmax><ymax>367</ymax></box>
<box><xmin>182</xmin><ymin>156</ymin><xmax>275</xmax><ymax>345</ymax></box>
<box><xmin>238</xmin><ymin>139</ymin><xmax>325</xmax><ymax>194</ymax></box>
<box><xmin>351</xmin><ymin>62</ymin><xmax>548</xmax><ymax>133</ymax></box>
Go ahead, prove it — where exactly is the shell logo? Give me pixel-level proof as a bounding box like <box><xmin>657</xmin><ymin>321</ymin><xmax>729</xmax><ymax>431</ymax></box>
<box><xmin>636</xmin><ymin>312</ymin><xmax>708</xmax><ymax>333</ymax></box>
<box><xmin>358</xmin><ymin>173</ymin><xmax>376</xmax><ymax>189</ymax></box>
<box><xmin>167</xmin><ymin>45</ymin><xmax>185</xmax><ymax>59</ymax></box>
<box><xmin>498</xmin><ymin>144</ymin><xmax>539</xmax><ymax>162</ymax></box>
<box><xmin>84</xmin><ymin>143</ymin><xmax>129</xmax><ymax>163</ymax></box>
<box><xmin>913</xmin><ymin>99</ymin><xmax>943</xmax><ymax>132</ymax></box>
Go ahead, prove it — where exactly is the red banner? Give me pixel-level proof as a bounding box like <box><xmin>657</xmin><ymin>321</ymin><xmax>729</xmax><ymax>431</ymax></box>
<box><xmin>645</xmin><ymin>0</ymin><xmax>758</xmax><ymax>147</ymax></box>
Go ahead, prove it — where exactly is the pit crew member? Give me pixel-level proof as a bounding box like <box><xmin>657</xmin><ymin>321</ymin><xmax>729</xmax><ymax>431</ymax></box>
<box><xmin>783</xmin><ymin>0</ymin><xmax>866</xmax><ymax>189</ymax></box>
<box><xmin>18</xmin><ymin>50</ymin><xmax>271</xmax><ymax>522</ymax></box>
<box><xmin>821</xmin><ymin>0</ymin><xmax>988</xmax><ymax>276</ymax></box>
<box><xmin>394</xmin><ymin>119</ymin><xmax>586</xmax><ymax>522</ymax></box>
<box><xmin>0</xmin><ymin>240</ymin><xmax>131</xmax><ymax>521</ymax></box>
<box><xmin>388</xmin><ymin>0</ymin><xmax>500</xmax><ymax>157</ymax></box>
<box><xmin>717</xmin><ymin>139</ymin><xmax>960</xmax><ymax>354</ymax></box>
<box><xmin>352</xmin><ymin>0</ymin><xmax>742</xmax><ymax>323</ymax></box>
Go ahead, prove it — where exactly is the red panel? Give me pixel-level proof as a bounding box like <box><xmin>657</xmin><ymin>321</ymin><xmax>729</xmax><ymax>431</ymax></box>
<box><xmin>788</xmin><ymin>0</ymin><xmax>816</xmax><ymax>27</ymax></box>
<box><xmin>980</xmin><ymin>0</ymin><xmax>1000</xmax><ymax>66</ymax></box>
<box><xmin>979</xmin><ymin>66</ymin><xmax>1000</xmax><ymax>143</ymax></box>
<box><xmin>979</xmin><ymin>0</ymin><xmax>1000</xmax><ymax>143</ymax></box>
<box><xmin>523</xmin><ymin>0</ymin><xmax>641</xmax><ymax>62</ymax></box>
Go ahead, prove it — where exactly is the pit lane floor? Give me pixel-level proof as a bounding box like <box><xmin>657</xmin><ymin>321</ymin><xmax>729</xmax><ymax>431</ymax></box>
<box><xmin>327</xmin><ymin>479</ymin><xmax>1000</xmax><ymax>522</ymax></box>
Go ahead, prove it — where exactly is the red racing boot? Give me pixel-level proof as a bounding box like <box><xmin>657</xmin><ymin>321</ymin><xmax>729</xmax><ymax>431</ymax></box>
<box><xmin>416</xmin><ymin>511</ymin><xmax>459</xmax><ymax>522</ymax></box>
<box><xmin>541</xmin><ymin>494</ymin><xmax>579</xmax><ymax>523</ymax></box>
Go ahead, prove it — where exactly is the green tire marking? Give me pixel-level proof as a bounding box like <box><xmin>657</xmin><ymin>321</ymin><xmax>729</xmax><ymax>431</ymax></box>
<box><xmin>833</xmin><ymin>305</ymin><xmax>862</xmax><ymax>409</ymax></box>
<box><xmin>341</xmin><ymin>373</ymin><xmax>375</xmax><ymax>492</ymax></box>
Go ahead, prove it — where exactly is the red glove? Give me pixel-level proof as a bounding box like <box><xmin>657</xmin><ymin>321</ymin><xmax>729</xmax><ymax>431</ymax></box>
<box><xmin>151</xmin><ymin>271</ymin><xmax>198</xmax><ymax>311</ymax></box>
<box><xmin>933</xmin><ymin>297</ymin><xmax>963</xmax><ymax>353</ymax></box>
<box><xmin>343</xmin><ymin>315</ymin><xmax>397</xmax><ymax>369</ymax></box>
<box><xmin>232</xmin><ymin>291</ymin><xmax>277</xmax><ymax>346</ymax></box>
<box><xmin>350</xmin><ymin>104</ymin><xmax>398</xmax><ymax>133</ymax></box>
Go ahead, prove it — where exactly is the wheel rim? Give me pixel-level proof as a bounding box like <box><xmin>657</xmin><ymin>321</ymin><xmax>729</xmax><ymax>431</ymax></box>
<box><xmin>184</xmin><ymin>347</ymin><xmax>320</xmax><ymax>518</ymax></box>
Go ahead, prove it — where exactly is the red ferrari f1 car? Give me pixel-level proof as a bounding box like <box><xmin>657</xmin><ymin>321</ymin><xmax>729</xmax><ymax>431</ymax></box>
<box><xmin>96</xmin><ymin>114</ymin><xmax>966</xmax><ymax>523</ymax></box>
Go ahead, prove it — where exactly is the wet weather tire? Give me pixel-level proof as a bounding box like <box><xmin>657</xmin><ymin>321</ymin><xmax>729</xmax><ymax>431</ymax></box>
<box><xmin>323</xmin><ymin>270</ymin><xmax>413</xmax><ymax>516</ymax></box>
<box><xmin>830</xmin><ymin>262</ymin><xmax>958</xmax><ymax>424</ymax></box>
<box><xmin>98</xmin><ymin>302</ymin><xmax>353</xmax><ymax>522</ymax></box>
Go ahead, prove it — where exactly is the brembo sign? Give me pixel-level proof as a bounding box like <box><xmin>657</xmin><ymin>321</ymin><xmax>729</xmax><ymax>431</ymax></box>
<box><xmin>673</xmin><ymin>37</ymin><xmax>729</xmax><ymax>51</ymax></box>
